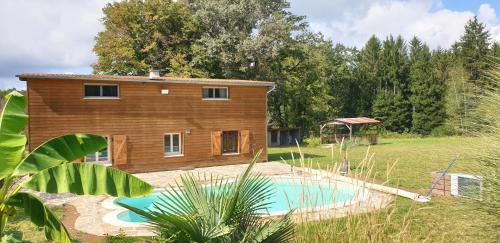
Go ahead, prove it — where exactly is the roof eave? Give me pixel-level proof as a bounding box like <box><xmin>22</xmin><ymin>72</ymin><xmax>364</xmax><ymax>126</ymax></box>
<box><xmin>15</xmin><ymin>74</ymin><xmax>28</xmax><ymax>81</ymax></box>
<box><xmin>16</xmin><ymin>74</ymin><xmax>274</xmax><ymax>87</ymax></box>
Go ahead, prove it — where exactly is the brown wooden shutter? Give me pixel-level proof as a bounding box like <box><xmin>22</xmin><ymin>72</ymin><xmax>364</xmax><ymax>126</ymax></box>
<box><xmin>212</xmin><ymin>131</ymin><xmax>222</xmax><ymax>156</ymax></box>
<box><xmin>240</xmin><ymin>130</ymin><xmax>250</xmax><ymax>154</ymax></box>
<box><xmin>112</xmin><ymin>135</ymin><xmax>128</xmax><ymax>165</ymax></box>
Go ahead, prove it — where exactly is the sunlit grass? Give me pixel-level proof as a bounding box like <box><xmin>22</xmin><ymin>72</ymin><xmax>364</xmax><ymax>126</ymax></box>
<box><xmin>270</xmin><ymin>136</ymin><xmax>479</xmax><ymax>190</ymax></box>
<box><xmin>271</xmin><ymin>136</ymin><xmax>497</xmax><ymax>242</ymax></box>
<box><xmin>3</xmin><ymin>207</ymin><xmax>64</xmax><ymax>243</ymax></box>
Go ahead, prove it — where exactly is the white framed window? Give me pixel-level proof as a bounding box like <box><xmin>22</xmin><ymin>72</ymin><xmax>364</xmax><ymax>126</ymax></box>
<box><xmin>84</xmin><ymin>137</ymin><xmax>110</xmax><ymax>164</ymax></box>
<box><xmin>84</xmin><ymin>84</ymin><xmax>119</xmax><ymax>98</ymax></box>
<box><xmin>164</xmin><ymin>133</ymin><xmax>182</xmax><ymax>157</ymax></box>
<box><xmin>202</xmin><ymin>87</ymin><xmax>228</xmax><ymax>100</ymax></box>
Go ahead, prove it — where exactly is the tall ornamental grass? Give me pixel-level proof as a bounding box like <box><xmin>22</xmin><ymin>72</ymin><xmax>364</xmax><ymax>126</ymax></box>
<box><xmin>285</xmin><ymin>141</ymin><xmax>418</xmax><ymax>243</ymax></box>
<box><xmin>470</xmin><ymin>58</ymin><xmax>500</xmax><ymax>234</ymax></box>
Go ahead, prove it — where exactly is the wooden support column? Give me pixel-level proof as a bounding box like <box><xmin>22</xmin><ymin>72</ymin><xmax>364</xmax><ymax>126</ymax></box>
<box><xmin>319</xmin><ymin>124</ymin><xmax>323</xmax><ymax>145</ymax></box>
<box><xmin>347</xmin><ymin>124</ymin><xmax>353</xmax><ymax>140</ymax></box>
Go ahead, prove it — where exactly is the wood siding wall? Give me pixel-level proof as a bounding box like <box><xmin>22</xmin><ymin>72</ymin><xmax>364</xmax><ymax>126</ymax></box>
<box><xmin>26</xmin><ymin>78</ymin><xmax>268</xmax><ymax>173</ymax></box>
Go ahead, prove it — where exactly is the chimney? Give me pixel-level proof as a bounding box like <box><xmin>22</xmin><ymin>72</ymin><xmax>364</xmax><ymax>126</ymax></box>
<box><xmin>149</xmin><ymin>69</ymin><xmax>160</xmax><ymax>79</ymax></box>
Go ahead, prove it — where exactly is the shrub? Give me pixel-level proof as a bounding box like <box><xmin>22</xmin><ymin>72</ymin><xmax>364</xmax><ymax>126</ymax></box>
<box><xmin>304</xmin><ymin>136</ymin><xmax>321</xmax><ymax>147</ymax></box>
<box><xmin>379</xmin><ymin>130</ymin><xmax>423</xmax><ymax>139</ymax></box>
<box><xmin>430</xmin><ymin>124</ymin><xmax>457</xmax><ymax>137</ymax></box>
<box><xmin>106</xmin><ymin>230</ymin><xmax>147</xmax><ymax>243</ymax></box>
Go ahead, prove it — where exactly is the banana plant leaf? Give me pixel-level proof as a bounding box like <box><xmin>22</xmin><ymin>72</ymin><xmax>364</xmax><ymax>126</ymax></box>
<box><xmin>14</xmin><ymin>134</ymin><xmax>107</xmax><ymax>176</ymax></box>
<box><xmin>7</xmin><ymin>192</ymin><xmax>71</xmax><ymax>243</ymax></box>
<box><xmin>24</xmin><ymin>163</ymin><xmax>153</xmax><ymax>197</ymax></box>
<box><xmin>0</xmin><ymin>91</ymin><xmax>27</xmax><ymax>180</ymax></box>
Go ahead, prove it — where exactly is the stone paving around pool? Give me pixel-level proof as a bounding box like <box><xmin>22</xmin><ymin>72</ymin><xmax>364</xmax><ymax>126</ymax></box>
<box><xmin>45</xmin><ymin>161</ymin><xmax>419</xmax><ymax>237</ymax></box>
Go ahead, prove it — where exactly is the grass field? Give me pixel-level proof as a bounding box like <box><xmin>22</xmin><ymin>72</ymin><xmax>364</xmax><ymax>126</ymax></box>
<box><xmin>270</xmin><ymin>136</ymin><xmax>498</xmax><ymax>242</ymax></box>
<box><xmin>2</xmin><ymin>207</ymin><xmax>64</xmax><ymax>243</ymax></box>
<box><xmin>5</xmin><ymin>136</ymin><xmax>497</xmax><ymax>242</ymax></box>
<box><xmin>269</xmin><ymin>136</ymin><xmax>478</xmax><ymax>190</ymax></box>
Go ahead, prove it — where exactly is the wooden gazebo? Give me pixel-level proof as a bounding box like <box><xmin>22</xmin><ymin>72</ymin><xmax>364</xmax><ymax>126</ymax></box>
<box><xmin>320</xmin><ymin>117</ymin><xmax>380</xmax><ymax>145</ymax></box>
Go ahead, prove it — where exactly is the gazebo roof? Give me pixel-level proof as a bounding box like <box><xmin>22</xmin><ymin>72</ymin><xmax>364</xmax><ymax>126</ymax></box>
<box><xmin>321</xmin><ymin>117</ymin><xmax>380</xmax><ymax>125</ymax></box>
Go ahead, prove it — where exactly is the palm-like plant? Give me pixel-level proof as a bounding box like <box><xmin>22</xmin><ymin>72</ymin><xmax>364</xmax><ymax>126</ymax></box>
<box><xmin>0</xmin><ymin>91</ymin><xmax>153</xmax><ymax>242</ymax></box>
<box><xmin>118</xmin><ymin>150</ymin><xmax>295</xmax><ymax>243</ymax></box>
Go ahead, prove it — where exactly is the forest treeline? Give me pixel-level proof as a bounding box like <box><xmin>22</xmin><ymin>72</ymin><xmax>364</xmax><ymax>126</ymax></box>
<box><xmin>89</xmin><ymin>0</ymin><xmax>500</xmax><ymax>136</ymax></box>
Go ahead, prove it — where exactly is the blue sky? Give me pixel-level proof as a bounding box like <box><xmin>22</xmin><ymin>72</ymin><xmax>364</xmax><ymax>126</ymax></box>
<box><xmin>1</xmin><ymin>0</ymin><xmax>499</xmax><ymax>90</ymax></box>
<box><xmin>441</xmin><ymin>0</ymin><xmax>500</xmax><ymax>12</ymax></box>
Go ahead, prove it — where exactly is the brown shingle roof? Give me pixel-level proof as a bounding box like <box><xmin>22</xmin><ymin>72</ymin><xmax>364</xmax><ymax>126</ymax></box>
<box><xmin>321</xmin><ymin>117</ymin><xmax>380</xmax><ymax>125</ymax></box>
<box><xmin>16</xmin><ymin>73</ymin><xmax>275</xmax><ymax>87</ymax></box>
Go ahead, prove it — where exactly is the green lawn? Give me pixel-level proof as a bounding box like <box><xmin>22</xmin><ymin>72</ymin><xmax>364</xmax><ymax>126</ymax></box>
<box><xmin>3</xmin><ymin>207</ymin><xmax>64</xmax><ymax>243</ymax></box>
<box><xmin>270</xmin><ymin>136</ymin><xmax>498</xmax><ymax>242</ymax></box>
<box><xmin>269</xmin><ymin>136</ymin><xmax>478</xmax><ymax>190</ymax></box>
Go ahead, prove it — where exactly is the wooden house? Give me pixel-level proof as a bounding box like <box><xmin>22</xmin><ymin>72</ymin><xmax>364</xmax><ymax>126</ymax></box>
<box><xmin>17</xmin><ymin>73</ymin><xmax>274</xmax><ymax>173</ymax></box>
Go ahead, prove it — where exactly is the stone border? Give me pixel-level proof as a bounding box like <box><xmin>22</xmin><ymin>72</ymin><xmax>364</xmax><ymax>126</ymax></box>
<box><xmin>102</xmin><ymin>207</ymin><xmax>149</xmax><ymax>228</ymax></box>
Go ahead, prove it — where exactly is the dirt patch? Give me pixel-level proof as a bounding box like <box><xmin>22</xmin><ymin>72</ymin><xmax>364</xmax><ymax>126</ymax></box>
<box><xmin>62</xmin><ymin>204</ymin><xmax>107</xmax><ymax>242</ymax></box>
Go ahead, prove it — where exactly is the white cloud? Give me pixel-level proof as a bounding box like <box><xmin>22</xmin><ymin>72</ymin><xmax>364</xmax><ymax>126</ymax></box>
<box><xmin>478</xmin><ymin>3</ymin><xmax>500</xmax><ymax>44</ymax></box>
<box><xmin>290</xmin><ymin>0</ymin><xmax>500</xmax><ymax>49</ymax></box>
<box><xmin>0</xmin><ymin>0</ymin><xmax>109</xmax><ymax>67</ymax></box>
<box><xmin>478</xmin><ymin>3</ymin><xmax>497</xmax><ymax>24</ymax></box>
<box><xmin>0</xmin><ymin>0</ymin><xmax>112</xmax><ymax>89</ymax></box>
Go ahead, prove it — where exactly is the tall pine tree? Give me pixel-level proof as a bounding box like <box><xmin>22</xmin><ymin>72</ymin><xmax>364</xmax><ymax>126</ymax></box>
<box><xmin>373</xmin><ymin>91</ymin><xmax>411</xmax><ymax>133</ymax></box>
<box><xmin>409</xmin><ymin>37</ymin><xmax>446</xmax><ymax>134</ymax></box>
<box><xmin>355</xmin><ymin>35</ymin><xmax>382</xmax><ymax>116</ymax></box>
<box><xmin>491</xmin><ymin>42</ymin><xmax>500</xmax><ymax>57</ymax></box>
<box><xmin>448</xmin><ymin>16</ymin><xmax>492</xmax><ymax>134</ymax></box>
<box><xmin>373</xmin><ymin>36</ymin><xmax>411</xmax><ymax>132</ymax></box>
<box><xmin>454</xmin><ymin>16</ymin><xmax>491</xmax><ymax>86</ymax></box>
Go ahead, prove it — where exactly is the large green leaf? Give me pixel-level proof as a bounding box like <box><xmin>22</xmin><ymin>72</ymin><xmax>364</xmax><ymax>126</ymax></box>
<box><xmin>6</xmin><ymin>192</ymin><xmax>71</xmax><ymax>243</ymax></box>
<box><xmin>0</xmin><ymin>91</ymin><xmax>27</xmax><ymax>179</ymax></box>
<box><xmin>14</xmin><ymin>134</ymin><xmax>107</xmax><ymax>176</ymax></box>
<box><xmin>23</xmin><ymin>163</ymin><xmax>153</xmax><ymax>197</ymax></box>
<box><xmin>0</xmin><ymin>91</ymin><xmax>27</xmax><ymax>134</ymax></box>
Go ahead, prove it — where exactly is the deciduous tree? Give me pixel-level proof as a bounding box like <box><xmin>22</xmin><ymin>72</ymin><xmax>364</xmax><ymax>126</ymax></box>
<box><xmin>93</xmin><ymin>0</ymin><xmax>199</xmax><ymax>76</ymax></box>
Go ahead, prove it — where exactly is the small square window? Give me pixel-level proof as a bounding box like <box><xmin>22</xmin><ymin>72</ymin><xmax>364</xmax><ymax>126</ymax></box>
<box><xmin>84</xmin><ymin>85</ymin><xmax>101</xmax><ymax>97</ymax></box>
<box><xmin>202</xmin><ymin>88</ymin><xmax>210</xmax><ymax>98</ymax></box>
<box><xmin>84</xmin><ymin>84</ymin><xmax>119</xmax><ymax>98</ymax></box>
<box><xmin>84</xmin><ymin>137</ymin><xmax>109</xmax><ymax>164</ymax></box>
<box><xmin>102</xmin><ymin>85</ymin><xmax>119</xmax><ymax>97</ymax></box>
<box><xmin>165</xmin><ymin>133</ymin><xmax>182</xmax><ymax>156</ymax></box>
<box><xmin>202</xmin><ymin>87</ymin><xmax>228</xmax><ymax>99</ymax></box>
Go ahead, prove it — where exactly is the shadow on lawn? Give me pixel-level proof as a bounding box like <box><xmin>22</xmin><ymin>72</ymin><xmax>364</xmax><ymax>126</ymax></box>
<box><xmin>268</xmin><ymin>152</ymin><xmax>325</xmax><ymax>163</ymax></box>
<box><xmin>3</xmin><ymin>231</ymin><xmax>35</xmax><ymax>243</ymax></box>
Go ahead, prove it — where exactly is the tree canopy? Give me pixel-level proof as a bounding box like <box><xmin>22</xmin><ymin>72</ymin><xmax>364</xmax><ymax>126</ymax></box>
<box><xmin>93</xmin><ymin>0</ymin><xmax>496</xmax><ymax>136</ymax></box>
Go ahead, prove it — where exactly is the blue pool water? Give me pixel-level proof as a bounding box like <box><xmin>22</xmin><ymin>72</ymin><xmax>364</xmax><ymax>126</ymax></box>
<box><xmin>116</xmin><ymin>179</ymin><xmax>358</xmax><ymax>223</ymax></box>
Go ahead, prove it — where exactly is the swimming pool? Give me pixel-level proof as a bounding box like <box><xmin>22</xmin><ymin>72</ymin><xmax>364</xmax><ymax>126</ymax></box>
<box><xmin>115</xmin><ymin>178</ymin><xmax>362</xmax><ymax>223</ymax></box>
